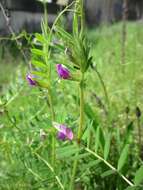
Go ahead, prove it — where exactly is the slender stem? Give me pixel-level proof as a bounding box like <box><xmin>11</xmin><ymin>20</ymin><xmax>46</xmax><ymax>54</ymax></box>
<box><xmin>70</xmin><ymin>0</ymin><xmax>85</xmax><ymax>188</ymax></box>
<box><xmin>48</xmin><ymin>88</ymin><xmax>56</xmax><ymax>167</ymax></box>
<box><xmin>48</xmin><ymin>89</ymin><xmax>55</xmax><ymax>122</ymax></box>
<box><xmin>69</xmin><ymin>73</ymin><xmax>85</xmax><ymax>190</ymax></box>
<box><xmin>77</xmin><ymin>0</ymin><xmax>85</xmax><ymax>141</ymax></box>
<box><xmin>73</xmin><ymin>0</ymin><xmax>79</xmax><ymax>35</ymax></box>
<box><xmin>85</xmin><ymin>148</ymin><xmax>134</xmax><ymax>187</ymax></box>
<box><xmin>77</xmin><ymin>73</ymin><xmax>84</xmax><ymax>143</ymax></box>
<box><xmin>80</xmin><ymin>0</ymin><xmax>84</xmax><ymax>34</ymax></box>
<box><xmin>69</xmin><ymin>152</ymin><xmax>79</xmax><ymax>190</ymax></box>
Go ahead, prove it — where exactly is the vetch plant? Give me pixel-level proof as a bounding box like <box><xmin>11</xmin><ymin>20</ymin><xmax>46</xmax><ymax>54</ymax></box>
<box><xmin>53</xmin><ymin>0</ymin><xmax>93</xmax><ymax>189</ymax></box>
<box><xmin>2</xmin><ymin>0</ymin><xmax>143</xmax><ymax>189</ymax></box>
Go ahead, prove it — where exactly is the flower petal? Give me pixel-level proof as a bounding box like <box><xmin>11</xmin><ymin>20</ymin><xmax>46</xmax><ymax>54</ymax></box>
<box><xmin>58</xmin><ymin>132</ymin><xmax>66</xmax><ymax>140</ymax></box>
<box><xmin>26</xmin><ymin>74</ymin><xmax>37</xmax><ymax>86</ymax></box>
<box><xmin>56</xmin><ymin>64</ymin><xmax>70</xmax><ymax>79</ymax></box>
<box><xmin>66</xmin><ymin>128</ymin><xmax>73</xmax><ymax>140</ymax></box>
<box><xmin>53</xmin><ymin>122</ymin><xmax>73</xmax><ymax>141</ymax></box>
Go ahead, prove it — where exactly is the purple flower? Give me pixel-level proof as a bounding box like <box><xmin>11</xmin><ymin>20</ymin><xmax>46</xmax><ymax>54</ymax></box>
<box><xmin>26</xmin><ymin>74</ymin><xmax>37</xmax><ymax>86</ymax></box>
<box><xmin>56</xmin><ymin>64</ymin><xmax>71</xmax><ymax>79</ymax></box>
<box><xmin>53</xmin><ymin>122</ymin><xmax>73</xmax><ymax>141</ymax></box>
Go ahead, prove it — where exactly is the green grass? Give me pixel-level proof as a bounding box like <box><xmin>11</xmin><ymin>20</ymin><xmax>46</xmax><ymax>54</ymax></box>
<box><xmin>87</xmin><ymin>22</ymin><xmax>143</xmax><ymax>120</ymax></box>
<box><xmin>1</xmin><ymin>22</ymin><xmax>143</xmax><ymax>189</ymax></box>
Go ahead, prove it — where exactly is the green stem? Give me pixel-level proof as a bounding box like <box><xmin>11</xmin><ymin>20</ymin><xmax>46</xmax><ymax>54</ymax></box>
<box><xmin>80</xmin><ymin>0</ymin><xmax>84</xmax><ymax>34</ymax></box>
<box><xmin>73</xmin><ymin>0</ymin><xmax>79</xmax><ymax>35</ymax></box>
<box><xmin>48</xmin><ymin>89</ymin><xmax>55</xmax><ymax>121</ymax></box>
<box><xmin>70</xmin><ymin>1</ymin><xmax>85</xmax><ymax>189</ymax></box>
<box><xmin>77</xmin><ymin>73</ymin><xmax>84</xmax><ymax>143</ymax></box>
<box><xmin>69</xmin><ymin>151</ymin><xmax>79</xmax><ymax>190</ymax></box>
<box><xmin>48</xmin><ymin>88</ymin><xmax>56</xmax><ymax>167</ymax></box>
<box><xmin>85</xmin><ymin>147</ymin><xmax>134</xmax><ymax>187</ymax></box>
<box><xmin>69</xmin><ymin>73</ymin><xmax>85</xmax><ymax>190</ymax></box>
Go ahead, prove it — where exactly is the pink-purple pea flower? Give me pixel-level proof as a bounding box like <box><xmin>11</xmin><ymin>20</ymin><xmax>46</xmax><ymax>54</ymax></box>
<box><xmin>56</xmin><ymin>64</ymin><xmax>71</xmax><ymax>79</ymax></box>
<box><xmin>26</xmin><ymin>74</ymin><xmax>37</xmax><ymax>86</ymax></box>
<box><xmin>53</xmin><ymin>122</ymin><xmax>73</xmax><ymax>141</ymax></box>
